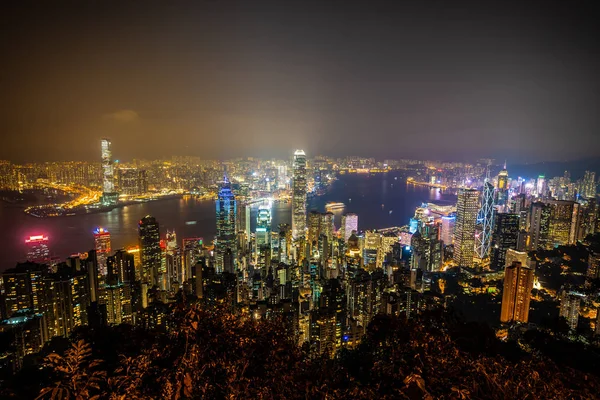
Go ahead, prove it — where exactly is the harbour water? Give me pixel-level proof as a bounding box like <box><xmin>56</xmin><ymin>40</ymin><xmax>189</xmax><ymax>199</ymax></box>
<box><xmin>0</xmin><ymin>172</ymin><xmax>456</xmax><ymax>271</ymax></box>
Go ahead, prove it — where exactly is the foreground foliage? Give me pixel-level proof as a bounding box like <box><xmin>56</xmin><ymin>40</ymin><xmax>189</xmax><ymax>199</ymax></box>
<box><xmin>3</xmin><ymin>303</ymin><xmax>599</xmax><ymax>399</ymax></box>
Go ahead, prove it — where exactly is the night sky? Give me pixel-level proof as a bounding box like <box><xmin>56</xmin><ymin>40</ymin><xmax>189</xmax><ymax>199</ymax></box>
<box><xmin>1</xmin><ymin>1</ymin><xmax>598</xmax><ymax>163</ymax></box>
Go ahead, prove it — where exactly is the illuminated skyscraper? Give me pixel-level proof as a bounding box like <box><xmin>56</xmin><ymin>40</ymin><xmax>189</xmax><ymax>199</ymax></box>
<box><xmin>440</xmin><ymin>215</ymin><xmax>455</xmax><ymax>246</ymax></box>
<box><xmin>475</xmin><ymin>181</ymin><xmax>495</xmax><ymax>260</ymax></box>
<box><xmin>546</xmin><ymin>200</ymin><xmax>581</xmax><ymax>248</ymax></box>
<box><xmin>215</xmin><ymin>175</ymin><xmax>237</xmax><ymax>273</ymax></box>
<box><xmin>292</xmin><ymin>150</ymin><xmax>307</xmax><ymax>239</ymax></box>
<box><xmin>560</xmin><ymin>290</ymin><xmax>583</xmax><ymax>330</ymax></box>
<box><xmin>100</xmin><ymin>138</ymin><xmax>118</xmax><ymax>205</ymax></box>
<box><xmin>138</xmin><ymin>215</ymin><xmax>161</xmax><ymax>287</ymax></box>
<box><xmin>182</xmin><ymin>238</ymin><xmax>203</xmax><ymax>283</ymax></box>
<box><xmin>101</xmin><ymin>138</ymin><xmax>114</xmax><ymax>193</ymax></box>
<box><xmin>453</xmin><ymin>189</ymin><xmax>480</xmax><ymax>267</ymax></box>
<box><xmin>536</xmin><ymin>175</ymin><xmax>547</xmax><ymax>198</ymax></box>
<box><xmin>341</xmin><ymin>213</ymin><xmax>358</xmax><ymax>242</ymax></box>
<box><xmin>497</xmin><ymin>162</ymin><xmax>508</xmax><ymax>190</ymax></box>
<box><xmin>500</xmin><ymin>261</ymin><xmax>534</xmax><ymax>323</ymax></box>
<box><xmin>25</xmin><ymin>235</ymin><xmax>50</xmax><ymax>263</ymax></box>
<box><xmin>490</xmin><ymin>214</ymin><xmax>520</xmax><ymax>270</ymax></box>
<box><xmin>581</xmin><ymin>171</ymin><xmax>596</xmax><ymax>199</ymax></box>
<box><xmin>529</xmin><ymin>202</ymin><xmax>551</xmax><ymax>249</ymax></box>
<box><xmin>256</xmin><ymin>206</ymin><xmax>271</xmax><ymax>248</ymax></box>
<box><xmin>93</xmin><ymin>227</ymin><xmax>111</xmax><ymax>276</ymax></box>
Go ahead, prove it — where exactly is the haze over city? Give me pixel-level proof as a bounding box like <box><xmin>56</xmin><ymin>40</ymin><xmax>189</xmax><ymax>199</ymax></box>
<box><xmin>1</xmin><ymin>1</ymin><xmax>599</xmax><ymax>163</ymax></box>
<box><xmin>2</xmin><ymin>2</ymin><xmax>600</xmax><ymax>399</ymax></box>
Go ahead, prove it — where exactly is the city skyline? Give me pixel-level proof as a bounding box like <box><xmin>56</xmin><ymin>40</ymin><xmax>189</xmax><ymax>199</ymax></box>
<box><xmin>1</xmin><ymin>1</ymin><xmax>599</xmax><ymax>163</ymax></box>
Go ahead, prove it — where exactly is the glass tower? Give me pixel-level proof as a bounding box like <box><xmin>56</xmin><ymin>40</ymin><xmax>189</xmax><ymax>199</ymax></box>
<box><xmin>453</xmin><ymin>188</ymin><xmax>480</xmax><ymax>267</ymax></box>
<box><xmin>292</xmin><ymin>150</ymin><xmax>307</xmax><ymax>239</ymax></box>
<box><xmin>215</xmin><ymin>175</ymin><xmax>237</xmax><ymax>273</ymax></box>
<box><xmin>138</xmin><ymin>215</ymin><xmax>161</xmax><ymax>287</ymax></box>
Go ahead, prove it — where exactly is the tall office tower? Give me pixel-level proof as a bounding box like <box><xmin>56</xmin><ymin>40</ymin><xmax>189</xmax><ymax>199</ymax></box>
<box><xmin>182</xmin><ymin>238</ymin><xmax>203</xmax><ymax>283</ymax></box>
<box><xmin>581</xmin><ymin>171</ymin><xmax>596</xmax><ymax>199</ymax></box>
<box><xmin>277</xmin><ymin>164</ymin><xmax>288</xmax><ymax>189</ymax></box>
<box><xmin>106</xmin><ymin>249</ymin><xmax>135</xmax><ymax>286</ymax></box>
<box><xmin>341</xmin><ymin>213</ymin><xmax>358</xmax><ymax>242</ymax></box>
<box><xmin>25</xmin><ymin>235</ymin><xmax>50</xmax><ymax>263</ymax></box>
<box><xmin>560</xmin><ymin>290</ymin><xmax>583</xmax><ymax>330</ymax></box>
<box><xmin>546</xmin><ymin>200</ymin><xmax>581</xmax><ymax>247</ymax></box>
<box><xmin>165</xmin><ymin>230</ymin><xmax>183</xmax><ymax>285</ymax></box>
<box><xmin>321</xmin><ymin>212</ymin><xmax>335</xmax><ymax>243</ymax></box>
<box><xmin>453</xmin><ymin>189</ymin><xmax>480</xmax><ymax>267</ymax></box>
<box><xmin>138</xmin><ymin>215</ymin><xmax>161</xmax><ymax>287</ymax></box>
<box><xmin>277</xmin><ymin>224</ymin><xmax>292</xmax><ymax>263</ymax></box>
<box><xmin>307</xmin><ymin>211</ymin><xmax>322</xmax><ymax>247</ymax></box>
<box><xmin>529</xmin><ymin>202</ymin><xmax>551</xmax><ymax>249</ymax></box>
<box><xmin>440</xmin><ymin>215</ymin><xmax>455</xmax><ymax>246</ymax></box>
<box><xmin>292</xmin><ymin>150</ymin><xmax>307</xmax><ymax>239</ymax></box>
<box><xmin>490</xmin><ymin>214</ymin><xmax>520</xmax><ymax>270</ymax></box>
<box><xmin>363</xmin><ymin>231</ymin><xmax>381</xmax><ymax>269</ymax></box>
<box><xmin>497</xmin><ymin>162</ymin><xmax>508</xmax><ymax>190</ymax></box>
<box><xmin>93</xmin><ymin>227</ymin><xmax>111</xmax><ymax>276</ymax></box>
<box><xmin>496</xmin><ymin>162</ymin><xmax>509</xmax><ymax>205</ymax></box>
<box><xmin>101</xmin><ymin>138</ymin><xmax>114</xmax><ymax>193</ymax></box>
<box><xmin>576</xmin><ymin>198</ymin><xmax>596</xmax><ymax>240</ymax></box>
<box><xmin>0</xmin><ymin>263</ymin><xmax>47</xmax><ymax>319</ymax></box>
<box><xmin>256</xmin><ymin>206</ymin><xmax>272</xmax><ymax>248</ymax></box>
<box><xmin>236</xmin><ymin>203</ymin><xmax>251</xmax><ymax>250</ymax></box>
<box><xmin>215</xmin><ymin>175</ymin><xmax>237</xmax><ymax>273</ymax></box>
<box><xmin>475</xmin><ymin>181</ymin><xmax>495</xmax><ymax>260</ymax></box>
<box><xmin>100</xmin><ymin>138</ymin><xmax>118</xmax><ymax>205</ymax></box>
<box><xmin>536</xmin><ymin>175</ymin><xmax>547</xmax><ymax>198</ymax></box>
<box><xmin>500</xmin><ymin>261</ymin><xmax>534</xmax><ymax>323</ymax></box>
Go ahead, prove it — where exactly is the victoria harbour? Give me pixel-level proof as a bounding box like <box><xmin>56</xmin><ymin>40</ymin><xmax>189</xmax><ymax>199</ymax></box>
<box><xmin>0</xmin><ymin>172</ymin><xmax>455</xmax><ymax>271</ymax></box>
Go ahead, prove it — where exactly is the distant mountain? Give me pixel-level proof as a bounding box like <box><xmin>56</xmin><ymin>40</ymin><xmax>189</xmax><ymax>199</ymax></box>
<box><xmin>506</xmin><ymin>157</ymin><xmax>600</xmax><ymax>180</ymax></box>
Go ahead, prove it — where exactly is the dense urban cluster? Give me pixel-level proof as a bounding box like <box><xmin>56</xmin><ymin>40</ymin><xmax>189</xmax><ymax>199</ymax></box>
<box><xmin>1</xmin><ymin>141</ymin><xmax>600</xmax><ymax>396</ymax></box>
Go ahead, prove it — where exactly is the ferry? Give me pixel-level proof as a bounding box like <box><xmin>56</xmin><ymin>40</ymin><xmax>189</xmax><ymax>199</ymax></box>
<box><xmin>325</xmin><ymin>202</ymin><xmax>345</xmax><ymax>212</ymax></box>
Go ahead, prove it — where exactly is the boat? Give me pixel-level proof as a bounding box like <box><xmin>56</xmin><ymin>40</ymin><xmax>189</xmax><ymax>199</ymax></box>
<box><xmin>325</xmin><ymin>202</ymin><xmax>345</xmax><ymax>212</ymax></box>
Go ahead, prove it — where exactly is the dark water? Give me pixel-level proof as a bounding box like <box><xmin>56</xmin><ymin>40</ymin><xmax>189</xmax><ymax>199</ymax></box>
<box><xmin>0</xmin><ymin>172</ymin><xmax>456</xmax><ymax>271</ymax></box>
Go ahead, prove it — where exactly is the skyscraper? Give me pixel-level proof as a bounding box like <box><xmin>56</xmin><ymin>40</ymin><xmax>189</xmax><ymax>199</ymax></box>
<box><xmin>215</xmin><ymin>175</ymin><xmax>237</xmax><ymax>273</ymax></box>
<box><xmin>292</xmin><ymin>150</ymin><xmax>307</xmax><ymax>239</ymax></box>
<box><xmin>490</xmin><ymin>214</ymin><xmax>520</xmax><ymax>270</ymax></box>
<box><xmin>138</xmin><ymin>215</ymin><xmax>161</xmax><ymax>287</ymax></box>
<box><xmin>25</xmin><ymin>235</ymin><xmax>50</xmax><ymax>263</ymax></box>
<box><xmin>440</xmin><ymin>215</ymin><xmax>455</xmax><ymax>246</ymax></box>
<box><xmin>453</xmin><ymin>189</ymin><xmax>480</xmax><ymax>267</ymax></box>
<box><xmin>101</xmin><ymin>138</ymin><xmax>114</xmax><ymax>193</ymax></box>
<box><xmin>475</xmin><ymin>181</ymin><xmax>495</xmax><ymax>260</ymax></box>
<box><xmin>581</xmin><ymin>171</ymin><xmax>596</xmax><ymax>199</ymax></box>
<box><xmin>529</xmin><ymin>202</ymin><xmax>551</xmax><ymax>250</ymax></box>
<box><xmin>500</xmin><ymin>261</ymin><xmax>534</xmax><ymax>323</ymax></box>
<box><xmin>256</xmin><ymin>206</ymin><xmax>272</xmax><ymax>248</ymax></box>
<box><xmin>546</xmin><ymin>200</ymin><xmax>581</xmax><ymax>248</ymax></box>
<box><xmin>341</xmin><ymin>213</ymin><xmax>358</xmax><ymax>243</ymax></box>
<box><xmin>100</xmin><ymin>138</ymin><xmax>118</xmax><ymax>205</ymax></box>
<box><xmin>560</xmin><ymin>290</ymin><xmax>583</xmax><ymax>330</ymax></box>
<box><xmin>93</xmin><ymin>227</ymin><xmax>111</xmax><ymax>276</ymax></box>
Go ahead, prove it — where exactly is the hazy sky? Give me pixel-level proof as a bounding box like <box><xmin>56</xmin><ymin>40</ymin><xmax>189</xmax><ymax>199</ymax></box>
<box><xmin>1</xmin><ymin>1</ymin><xmax>599</xmax><ymax>163</ymax></box>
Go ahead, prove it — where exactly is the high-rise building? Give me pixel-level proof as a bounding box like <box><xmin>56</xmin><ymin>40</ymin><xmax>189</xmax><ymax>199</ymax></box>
<box><xmin>497</xmin><ymin>162</ymin><xmax>508</xmax><ymax>190</ymax></box>
<box><xmin>93</xmin><ymin>228</ymin><xmax>111</xmax><ymax>276</ymax></box>
<box><xmin>440</xmin><ymin>215</ymin><xmax>455</xmax><ymax>246</ymax></box>
<box><xmin>25</xmin><ymin>235</ymin><xmax>50</xmax><ymax>264</ymax></box>
<box><xmin>581</xmin><ymin>171</ymin><xmax>596</xmax><ymax>199</ymax></box>
<box><xmin>560</xmin><ymin>290</ymin><xmax>583</xmax><ymax>330</ymax></box>
<box><xmin>341</xmin><ymin>213</ymin><xmax>358</xmax><ymax>243</ymax></box>
<box><xmin>100</xmin><ymin>138</ymin><xmax>118</xmax><ymax>205</ymax></box>
<box><xmin>101</xmin><ymin>138</ymin><xmax>114</xmax><ymax>193</ymax></box>
<box><xmin>475</xmin><ymin>181</ymin><xmax>495</xmax><ymax>260</ymax></box>
<box><xmin>536</xmin><ymin>175</ymin><xmax>547</xmax><ymax>198</ymax></box>
<box><xmin>256</xmin><ymin>206</ymin><xmax>272</xmax><ymax>248</ymax></box>
<box><xmin>182</xmin><ymin>238</ymin><xmax>203</xmax><ymax>283</ymax></box>
<box><xmin>215</xmin><ymin>175</ymin><xmax>237</xmax><ymax>273</ymax></box>
<box><xmin>529</xmin><ymin>202</ymin><xmax>551</xmax><ymax>249</ymax></box>
<box><xmin>545</xmin><ymin>200</ymin><xmax>581</xmax><ymax>248</ymax></box>
<box><xmin>292</xmin><ymin>150</ymin><xmax>307</xmax><ymax>239</ymax></box>
<box><xmin>138</xmin><ymin>215</ymin><xmax>161</xmax><ymax>287</ymax></box>
<box><xmin>500</xmin><ymin>261</ymin><xmax>534</xmax><ymax>323</ymax></box>
<box><xmin>453</xmin><ymin>189</ymin><xmax>480</xmax><ymax>267</ymax></box>
<box><xmin>490</xmin><ymin>214</ymin><xmax>520</xmax><ymax>270</ymax></box>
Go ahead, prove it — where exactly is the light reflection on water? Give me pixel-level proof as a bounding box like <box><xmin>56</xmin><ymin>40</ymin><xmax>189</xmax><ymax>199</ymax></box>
<box><xmin>0</xmin><ymin>173</ymin><xmax>456</xmax><ymax>271</ymax></box>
